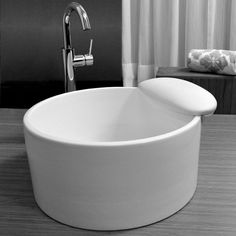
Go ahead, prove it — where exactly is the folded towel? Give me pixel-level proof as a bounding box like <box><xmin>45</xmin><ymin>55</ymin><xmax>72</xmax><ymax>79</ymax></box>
<box><xmin>187</xmin><ymin>49</ymin><xmax>236</xmax><ymax>75</ymax></box>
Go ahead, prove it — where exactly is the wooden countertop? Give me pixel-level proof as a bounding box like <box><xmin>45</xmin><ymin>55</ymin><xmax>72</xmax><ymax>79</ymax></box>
<box><xmin>0</xmin><ymin>109</ymin><xmax>236</xmax><ymax>235</ymax></box>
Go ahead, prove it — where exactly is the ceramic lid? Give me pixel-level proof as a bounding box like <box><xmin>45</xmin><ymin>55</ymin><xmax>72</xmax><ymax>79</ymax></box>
<box><xmin>139</xmin><ymin>77</ymin><xmax>217</xmax><ymax>116</ymax></box>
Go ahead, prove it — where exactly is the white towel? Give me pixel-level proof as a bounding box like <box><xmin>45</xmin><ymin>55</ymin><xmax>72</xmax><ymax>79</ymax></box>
<box><xmin>187</xmin><ymin>49</ymin><xmax>236</xmax><ymax>75</ymax></box>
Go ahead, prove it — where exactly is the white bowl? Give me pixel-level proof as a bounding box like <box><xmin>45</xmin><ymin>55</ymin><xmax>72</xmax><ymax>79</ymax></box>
<box><xmin>24</xmin><ymin>87</ymin><xmax>201</xmax><ymax>230</ymax></box>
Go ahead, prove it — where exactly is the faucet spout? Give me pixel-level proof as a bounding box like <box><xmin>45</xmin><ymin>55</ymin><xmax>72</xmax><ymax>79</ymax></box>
<box><xmin>63</xmin><ymin>2</ymin><xmax>91</xmax><ymax>49</ymax></box>
<box><xmin>62</xmin><ymin>2</ymin><xmax>94</xmax><ymax>93</ymax></box>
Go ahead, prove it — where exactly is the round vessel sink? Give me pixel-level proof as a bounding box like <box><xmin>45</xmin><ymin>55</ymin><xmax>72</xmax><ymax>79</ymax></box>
<box><xmin>24</xmin><ymin>86</ymin><xmax>201</xmax><ymax>230</ymax></box>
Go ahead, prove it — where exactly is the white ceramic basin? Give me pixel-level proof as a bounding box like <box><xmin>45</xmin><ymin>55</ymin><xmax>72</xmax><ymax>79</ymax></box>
<box><xmin>24</xmin><ymin>86</ymin><xmax>201</xmax><ymax>230</ymax></box>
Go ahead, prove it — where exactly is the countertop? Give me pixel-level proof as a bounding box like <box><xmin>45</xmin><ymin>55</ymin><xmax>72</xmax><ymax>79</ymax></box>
<box><xmin>0</xmin><ymin>109</ymin><xmax>236</xmax><ymax>235</ymax></box>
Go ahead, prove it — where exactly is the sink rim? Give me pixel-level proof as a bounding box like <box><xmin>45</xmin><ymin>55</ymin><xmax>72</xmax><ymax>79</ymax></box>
<box><xmin>24</xmin><ymin>87</ymin><xmax>201</xmax><ymax>147</ymax></box>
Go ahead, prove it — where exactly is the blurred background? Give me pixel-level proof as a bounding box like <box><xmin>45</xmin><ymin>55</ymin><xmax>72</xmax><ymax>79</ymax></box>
<box><xmin>1</xmin><ymin>0</ymin><xmax>236</xmax><ymax>113</ymax></box>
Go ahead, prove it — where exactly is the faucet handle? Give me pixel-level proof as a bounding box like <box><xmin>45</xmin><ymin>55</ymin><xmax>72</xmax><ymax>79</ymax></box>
<box><xmin>88</xmin><ymin>39</ymin><xmax>93</xmax><ymax>55</ymax></box>
<box><xmin>85</xmin><ymin>39</ymin><xmax>94</xmax><ymax>66</ymax></box>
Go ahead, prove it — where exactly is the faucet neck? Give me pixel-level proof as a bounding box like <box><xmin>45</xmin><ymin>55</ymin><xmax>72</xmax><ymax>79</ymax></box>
<box><xmin>63</xmin><ymin>16</ymin><xmax>71</xmax><ymax>49</ymax></box>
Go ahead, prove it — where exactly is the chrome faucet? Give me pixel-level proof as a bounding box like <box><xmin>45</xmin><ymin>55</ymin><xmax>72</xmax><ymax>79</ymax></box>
<box><xmin>62</xmin><ymin>2</ymin><xmax>93</xmax><ymax>92</ymax></box>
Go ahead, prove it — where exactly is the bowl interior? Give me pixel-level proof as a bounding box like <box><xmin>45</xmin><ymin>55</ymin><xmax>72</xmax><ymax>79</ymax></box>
<box><xmin>25</xmin><ymin>87</ymin><xmax>193</xmax><ymax>143</ymax></box>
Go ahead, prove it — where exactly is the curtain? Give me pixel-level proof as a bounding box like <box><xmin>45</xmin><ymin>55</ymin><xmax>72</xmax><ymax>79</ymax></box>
<box><xmin>122</xmin><ymin>0</ymin><xmax>236</xmax><ymax>87</ymax></box>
